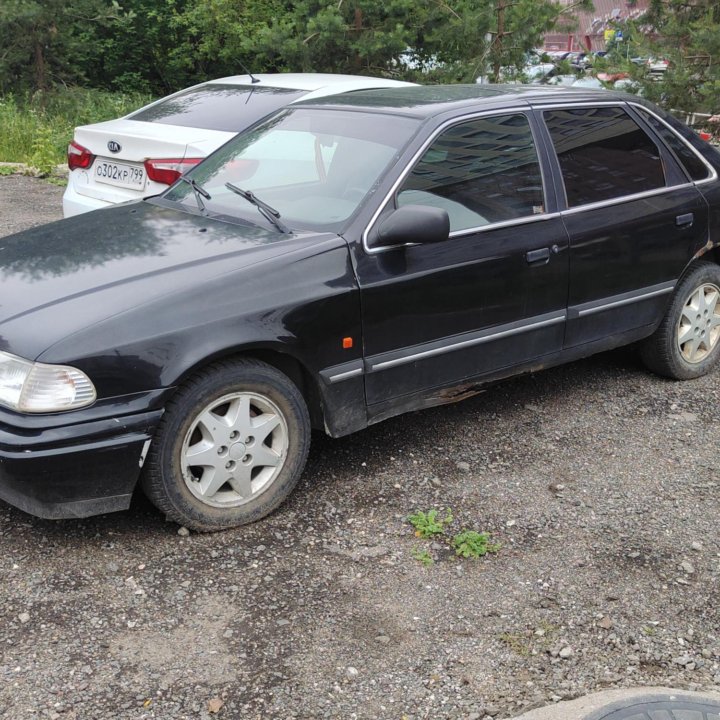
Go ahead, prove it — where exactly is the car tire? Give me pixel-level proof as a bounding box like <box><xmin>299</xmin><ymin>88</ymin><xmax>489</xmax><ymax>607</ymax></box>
<box><xmin>641</xmin><ymin>261</ymin><xmax>720</xmax><ymax>380</ymax></box>
<box><xmin>142</xmin><ymin>358</ymin><xmax>311</xmax><ymax>532</ymax></box>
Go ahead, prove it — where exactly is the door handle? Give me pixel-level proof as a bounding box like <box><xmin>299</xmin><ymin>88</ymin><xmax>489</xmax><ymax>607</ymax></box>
<box><xmin>526</xmin><ymin>247</ymin><xmax>551</xmax><ymax>265</ymax></box>
<box><xmin>676</xmin><ymin>213</ymin><xmax>694</xmax><ymax>228</ymax></box>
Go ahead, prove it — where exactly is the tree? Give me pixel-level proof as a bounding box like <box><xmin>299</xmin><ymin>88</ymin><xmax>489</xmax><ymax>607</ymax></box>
<box><xmin>637</xmin><ymin>0</ymin><xmax>720</xmax><ymax>113</ymax></box>
<box><xmin>484</xmin><ymin>0</ymin><xmax>593</xmax><ymax>81</ymax></box>
<box><xmin>0</xmin><ymin>0</ymin><xmax>600</xmax><ymax>96</ymax></box>
<box><xmin>0</xmin><ymin>0</ymin><xmax>125</xmax><ymax>93</ymax></box>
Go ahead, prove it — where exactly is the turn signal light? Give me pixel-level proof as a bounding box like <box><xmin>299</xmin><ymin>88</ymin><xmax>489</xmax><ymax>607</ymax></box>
<box><xmin>144</xmin><ymin>157</ymin><xmax>202</xmax><ymax>185</ymax></box>
<box><xmin>67</xmin><ymin>140</ymin><xmax>95</xmax><ymax>171</ymax></box>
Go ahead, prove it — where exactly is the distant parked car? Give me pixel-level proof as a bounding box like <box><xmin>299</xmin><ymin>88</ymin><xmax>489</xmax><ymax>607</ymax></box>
<box><xmin>630</xmin><ymin>56</ymin><xmax>670</xmax><ymax>78</ymax></box>
<box><xmin>62</xmin><ymin>73</ymin><xmax>415</xmax><ymax>217</ymax></box>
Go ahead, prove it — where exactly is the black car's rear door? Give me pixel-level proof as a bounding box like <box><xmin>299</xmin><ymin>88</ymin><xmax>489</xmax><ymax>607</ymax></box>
<box><xmin>536</xmin><ymin>103</ymin><xmax>710</xmax><ymax>348</ymax></box>
<box><xmin>352</xmin><ymin>111</ymin><xmax>570</xmax><ymax>414</ymax></box>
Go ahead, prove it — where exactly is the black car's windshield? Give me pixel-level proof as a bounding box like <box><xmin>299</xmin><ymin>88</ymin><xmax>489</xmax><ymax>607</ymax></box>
<box><xmin>162</xmin><ymin>108</ymin><xmax>420</xmax><ymax>232</ymax></box>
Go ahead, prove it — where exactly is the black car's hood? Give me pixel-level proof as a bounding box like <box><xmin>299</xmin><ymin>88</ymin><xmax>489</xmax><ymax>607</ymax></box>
<box><xmin>0</xmin><ymin>201</ymin><xmax>338</xmax><ymax>359</ymax></box>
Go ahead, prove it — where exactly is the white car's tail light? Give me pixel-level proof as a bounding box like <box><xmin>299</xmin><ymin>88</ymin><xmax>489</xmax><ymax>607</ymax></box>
<box><xmin>144</xmin><ymin>157</ymin><xmax>202</xmax><ymax>185</ymax></box>
<box><xmin>0</xmin><ymin>352</ymin><xmax>96</xmax><ymax>413</ymax></box>
<box><xmin>67</xmin><ymin>140</ymin><xmax>95</xmax><ymax>171</ymax></box>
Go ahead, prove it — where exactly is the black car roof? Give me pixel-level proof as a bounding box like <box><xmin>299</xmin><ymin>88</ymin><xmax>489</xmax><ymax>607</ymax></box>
<box><xmin>297</xmin><ymin>83</ymin><xmax>632</xmax><ymax>118</ymax></box>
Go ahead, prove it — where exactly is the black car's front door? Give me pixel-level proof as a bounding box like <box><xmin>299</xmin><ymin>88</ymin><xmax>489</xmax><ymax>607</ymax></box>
<box><xmin>352</xmin><ymin>111</ymin><xmax>570</xmax><ymax>417</ymax></box>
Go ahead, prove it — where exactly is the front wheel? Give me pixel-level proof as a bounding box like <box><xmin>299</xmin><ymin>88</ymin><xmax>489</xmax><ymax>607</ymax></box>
<box><xmin>142</xmin><ymin>359</ymin><xmax>311</xmax><ymax>532</ymax></box>
<box><xmin>641</xmin><ymin>261</ymin><xmax>720</xmax><ymax>380</ymax></box>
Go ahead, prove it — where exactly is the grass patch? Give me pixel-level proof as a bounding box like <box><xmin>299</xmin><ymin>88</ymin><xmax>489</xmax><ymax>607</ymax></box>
<box><xmin>411</xmin><ymin>548</ymin><xmax>434</xmax><ymax>567</ymax></box>
<box><xmin>498</xmin><ymin>631</ymin><xmax>532</xmax><ymax>657</ymax></box>
<box><xmin>499</xmin><ymin>621</ymin><xmax>557</xmax><ymax>657</ymax></box>
<box><xmin>0</xmin><ymin>87</ymin><xmax>154</xmax><ymax>167</ymax></box>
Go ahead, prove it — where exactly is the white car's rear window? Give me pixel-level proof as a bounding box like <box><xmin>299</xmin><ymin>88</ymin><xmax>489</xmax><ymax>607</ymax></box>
<box><xmin>128</xmin><ymin>84</ymin><xmax>308</xmax><ymax>132</ymax></box>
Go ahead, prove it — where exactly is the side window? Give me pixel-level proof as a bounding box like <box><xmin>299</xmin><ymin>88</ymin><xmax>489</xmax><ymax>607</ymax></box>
<box><xmin>397</xmin><ymin>114</ymin><xmax>545</xmax><ymax>233</ymax></box>
<box><xmin>544</xmin><ymin>107</ymin><xmax>666</xmax><ymax>208</ymax></box>
<box><xmin>633</xmin><ymin>106</ymin><xmax>710</xmax><ymax>182</ymax></box>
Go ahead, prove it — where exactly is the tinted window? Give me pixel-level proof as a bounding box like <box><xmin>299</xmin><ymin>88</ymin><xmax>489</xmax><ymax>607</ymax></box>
<box><xmin>128</xmin><ymin>84</ymin><xmax>308</xmax><ymax>132</ymax></box>
<box><xmin>397</xmin><ymin>114</ymin><xmax>545</xmax><ymax>232</ymax></box>
<box><xmin>634</xmin><ymin>107</ymin><xmax>710</xmax><ymax>182</ymax></box>
<box><xmin>544</xmin><ymin>107</ymin><xmax>665</xmax><ymax>208</ymax></box>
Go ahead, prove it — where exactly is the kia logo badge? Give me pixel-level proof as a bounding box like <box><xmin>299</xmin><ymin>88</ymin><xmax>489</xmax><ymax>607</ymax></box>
<box><xmin>107</xmin><ymin>140</ymin><xmax>122</xmax><ymax>153</ymax></box>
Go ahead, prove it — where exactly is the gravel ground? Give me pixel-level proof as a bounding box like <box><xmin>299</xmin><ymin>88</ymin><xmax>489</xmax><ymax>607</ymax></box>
<box><xmin>1</xmin><ymin>176</ymin><xmax>719</xmax><ymax>720</ymax></box>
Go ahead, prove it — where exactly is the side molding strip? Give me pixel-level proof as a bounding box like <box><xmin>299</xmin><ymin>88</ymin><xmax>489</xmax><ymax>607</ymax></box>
<box><xmin>367</xmin><ymin>310</ymin><xmax>567</xmax><ymax>373</ymax></box>
<box><xmin>320</xmin><ymin>360</ymin><xmax>364</xmax><ymax>385</ymax></box>
<box><xmin>569</xmin><ymin>281</ymin><xmax>675</xmax><ymax>319</ymax></box>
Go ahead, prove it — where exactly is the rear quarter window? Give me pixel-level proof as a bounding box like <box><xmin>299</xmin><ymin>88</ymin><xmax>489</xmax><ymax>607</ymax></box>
<box><xmin>128</xmin><ymin>85</ymin><xmax>308</xmax><ymax>132</ymax></box>
<box><xmin>633</xmin><ymin>106</ymin><xmax>711</xmax><ymax>182</ymax></box>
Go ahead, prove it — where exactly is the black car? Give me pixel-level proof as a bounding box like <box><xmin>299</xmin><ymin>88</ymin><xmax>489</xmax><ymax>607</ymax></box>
<box><xmin>2</xmin><ymin>85</ymin><xmax>719</xmax><ymax>531</ymax></box>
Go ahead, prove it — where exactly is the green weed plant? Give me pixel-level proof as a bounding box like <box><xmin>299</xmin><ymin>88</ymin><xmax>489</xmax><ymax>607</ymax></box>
<box><xmin>408</xmin><ymin>508</ymin><xmax>453</xmax><ymax>538</ymax></box>
<box><xmin>452</xmin><ymin>530</ymin><xmax>501</xmax><ymax>559</ymax></box>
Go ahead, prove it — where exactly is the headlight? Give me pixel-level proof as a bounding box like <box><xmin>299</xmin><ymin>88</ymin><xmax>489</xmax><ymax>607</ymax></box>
<box><xmin>0</xmin><ymin>351</ymin><xmax>96</xmax><ymax>413</ymax></box>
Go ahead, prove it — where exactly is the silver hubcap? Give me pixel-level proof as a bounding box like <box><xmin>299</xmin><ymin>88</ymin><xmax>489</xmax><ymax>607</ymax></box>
<box><xmin>181</xmin><ymin>392</ymin><xmax>288</xmax><ymax>508</ymax></box>
<box><xmin>677</xmin><ymin>282</ymin><xmax>720</xmax><ymax>364</ymax></box>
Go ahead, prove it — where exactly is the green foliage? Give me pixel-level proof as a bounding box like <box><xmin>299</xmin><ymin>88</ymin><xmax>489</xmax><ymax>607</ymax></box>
<box><xmin>0</xmin><ymin>0</ymin><xmax>128</xmax><ymax>93</ymax></box>
<box><xmin>30</xmin><ymin>125</ymin><xmax>57</xmax><ymax>177</ymax></box>
<box><xmin>411</xmin><ymin>548</ymin><xmax>434</xmax><ymax>567</ymax></box>
<box><xmin>0</xmin><ymin>0</ymin><xmax>600</xmax><ymax>95</ymax></box>
<box><xmin>0</xmin><ymin>88</ymin><xmax>153</xmax><ymax>165</ymax></box>
<box><xmin>634</xmin><ymin>0</ymin><xmax>720</xmax><ymax>113</ymax></box>
<box><xmin>451</xmin><ymin>530</ymin><xmax>500</xmax><ymax>559</ymax></box>
<box><xmin>0</xmin><ymin>166</ymin><xmax>15</xmax><ymax>176</ymax></box>
<box><xmin>407</xmin><ymin>507</ymin><xmax>499</xmax><ymax>565</ymax></box>
<box><xmin>408</xmin><ymin>508</ymin><xmax>453</xmax><ymax>538</ymax></box>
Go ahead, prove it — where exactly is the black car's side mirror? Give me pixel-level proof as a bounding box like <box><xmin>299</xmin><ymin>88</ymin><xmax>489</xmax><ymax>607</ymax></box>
<box><xmin>374</xmin><ymin>205</ymin><xmax>450</xmax><ymax>249</ymax></box>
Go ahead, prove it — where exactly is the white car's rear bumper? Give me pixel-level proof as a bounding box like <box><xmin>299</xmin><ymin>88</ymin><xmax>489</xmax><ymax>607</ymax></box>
<box><xmin>62</xmin><ymin>180</ymin><xmax>115</xmax><ymax>217</ymax></box>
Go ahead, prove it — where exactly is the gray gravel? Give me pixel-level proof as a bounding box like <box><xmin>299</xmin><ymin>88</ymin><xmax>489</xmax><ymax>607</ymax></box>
<box><xmin>1</xmin><ymin>176</ymin><xmax>720</xmax><ymax>719</ymax></box>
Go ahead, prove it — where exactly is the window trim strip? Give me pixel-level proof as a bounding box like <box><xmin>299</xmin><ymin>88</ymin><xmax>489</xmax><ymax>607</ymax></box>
<box><xmin>559</xmin><ymin>183</ymin><xmax>695</xmax><ymax>216</ymax></box>
<box><xmin>448</xmin><ymin>211</ymin><xmax>561</xmax><ymax>239</ymax></box>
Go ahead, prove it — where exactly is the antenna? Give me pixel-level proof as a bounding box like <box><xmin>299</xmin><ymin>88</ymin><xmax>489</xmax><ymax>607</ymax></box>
<box><xmin>237</xmin><ymin>60</ymin><xmax>260</xmax><ymax>84</ymax></box>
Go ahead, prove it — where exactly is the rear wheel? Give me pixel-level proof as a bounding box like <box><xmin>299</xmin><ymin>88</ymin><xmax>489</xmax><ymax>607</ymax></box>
<box><xmin>641</xmin><ymin>261</ymin><xmax>720</xmax><ymax>380</ymax></box>
<box><xmin>142</xmin><ymin>358</ymin><xmax>310</xmax><ymax>531</ymax></box>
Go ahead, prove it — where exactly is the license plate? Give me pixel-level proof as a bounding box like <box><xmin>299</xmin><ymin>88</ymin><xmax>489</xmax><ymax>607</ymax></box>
<box><xmin>94</xmin><ymin>160</ymin><xmax>146</xmax><ymax>188</ymax></box>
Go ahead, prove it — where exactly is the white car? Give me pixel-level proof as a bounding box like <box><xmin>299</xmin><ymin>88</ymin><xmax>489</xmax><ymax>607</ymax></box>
<box><xmin>63</xmin><ymin>73</ymin><xmax>415</xmax><ymax>217</ymax></box>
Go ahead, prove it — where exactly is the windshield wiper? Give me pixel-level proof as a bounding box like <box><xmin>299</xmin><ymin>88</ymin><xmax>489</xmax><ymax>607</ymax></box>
<box><xmin>178</xmin><ymin>176</ymin><xmax>211</xmax><ymax>214</ymax></box>
<box><xmin>225</xmin><ymin>182</ymin><xmax>291</xmax><ymax>234</ymax></box>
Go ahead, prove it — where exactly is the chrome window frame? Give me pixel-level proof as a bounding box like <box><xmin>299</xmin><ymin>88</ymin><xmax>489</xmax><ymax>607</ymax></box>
<box><xmin>362</xmin><ymin>108</ymin><xmax>552</xmax><ymax>255</ymax></box>
<box><xmin>362</xmin><ymin>99</ymin><xmax>719</xmax><ymax>256</ymax></box>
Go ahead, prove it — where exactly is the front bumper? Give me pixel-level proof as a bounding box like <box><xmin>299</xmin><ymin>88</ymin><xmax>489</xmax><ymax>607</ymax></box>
<box><xmin>0</xmin><ymin>404</ymin><xmax>163</xmax><ymax>519</ymax></box>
